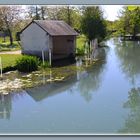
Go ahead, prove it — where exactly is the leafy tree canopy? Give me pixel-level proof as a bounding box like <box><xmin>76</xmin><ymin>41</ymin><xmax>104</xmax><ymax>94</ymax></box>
<box><xmin>80</xmin><ymin>6</ymin><xmax>107</xmax><ymax>42</ymax></box>
<box><xmin>117</xmin><ymin>6</ymin><xmax>140</xmax><ymax>39</ymax></box>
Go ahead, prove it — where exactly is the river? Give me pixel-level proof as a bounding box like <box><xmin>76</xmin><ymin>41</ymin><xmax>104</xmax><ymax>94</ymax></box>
<box><xmin>0</xmin><ymin>38</ymin><xmax>140</xmax><ymax>135</ymax></box>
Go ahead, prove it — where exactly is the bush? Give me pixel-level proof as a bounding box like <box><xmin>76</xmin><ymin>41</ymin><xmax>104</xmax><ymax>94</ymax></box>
<box><xmin>39</xmin><ymin>61</ymin><xmax>51</xmax><ymax>69</ymax></box>
<box><xmin>16</xmin><ymin>55</ymin><xmax>39</xmax><ymax>72</ymax></box>
<box><xmin>76</xmin><ymin>47</ymin><xmax>85</xmax><ymax>56</ymax></box>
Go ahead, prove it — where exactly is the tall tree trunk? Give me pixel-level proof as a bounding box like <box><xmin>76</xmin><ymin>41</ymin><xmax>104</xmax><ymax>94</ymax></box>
<box><xmin>3</xmin><ymin>36</ymin><xmax>6</xmax><ymax>42</ymax></box>
<box><xmin>35</xmin><ymin>6</ymin><xmax>40</xmax><ymax>20</ymax></box>
<box><xmin>5</xmin><ymin>19</ymin><xmax>13</xmax><ymax>46</ymax></box>
<box><xmin>67</xmin><ymin>6</ymin><xmax>71</xmax><ymax>26</ymax></box>
<box><xmin>41</xmin><ymin>7</ymin><xmax>45</xmax><ymax>20</ymax></box>
<box><xmin>133</xmin><ymin>26</ymin><xmax>137</xmax><ymax>40</ymax></box>
<box><xmin>8</xmin><ymin>28</ymin><xmax>13</xmax><ymax>46</ymax></box>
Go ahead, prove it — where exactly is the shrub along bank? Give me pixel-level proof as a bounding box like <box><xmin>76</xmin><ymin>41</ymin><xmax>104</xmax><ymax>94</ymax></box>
<box><xmin>0</xmin><ymin>54</ymin><xmax>51</xmax><ymax>73</ymax></box>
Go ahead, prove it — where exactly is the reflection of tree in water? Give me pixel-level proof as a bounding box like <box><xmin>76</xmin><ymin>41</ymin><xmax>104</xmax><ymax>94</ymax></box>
<box><xmin>115</xmin><ymin>40</ymin><xmax>140</xmax><ymax>83</ymax></box>
<box><xmin>0</xmin><ymin>94</ymin><xmax>12</xmax><ymax>119</ymax></box>
<box><xmin>77</xmin><ymin>48</ymin><xmax>107</xmax><ymax>102</ymax></box>
<box><xmin>119</xmin><ymin>87</ymin><xmax>140</xmax><ymax>133</ymax></box>
<box><xmin>0</xmin><ymin>92</ymin><xmax>26</xmax><ymax>120</ymax></box>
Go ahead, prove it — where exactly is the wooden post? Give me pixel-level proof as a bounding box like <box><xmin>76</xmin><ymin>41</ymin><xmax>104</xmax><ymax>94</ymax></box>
<box><xmin>42</xmin><ymin>50</ymin><xmax>45</xmax><ymax>66</ymax></box>
<box><xmin>0</xmin><ymin>56</ymin><xmax>2</xmax><ymax>78</ymax></box>
<box><xmin>76</xmin><ymin>58</ymin><xmax>80</xmax><ymax>80</ymax></box>
<box><xmin>42</xmin><ymin>70</ymin><xmax>45</xmax><ymax>84</ymax></box>
<box><xmin>90</xmin><ymin>41</ymin><xmax>92</xmax><ymax>59</ymax></box>
<box><xmin>49</xmin><ymin>69</ymin><xmax>52</xmax><ymax>83</ymax></box>
<box><xmin>49</xmin><ymin>48</ymin><xmax>52</xmax><ymax>66</ymax></box>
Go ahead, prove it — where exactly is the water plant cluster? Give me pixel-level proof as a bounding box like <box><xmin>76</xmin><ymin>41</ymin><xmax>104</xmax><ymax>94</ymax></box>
<box><xmin>16</xmin><ymin>55</ymin><xmax>39</xmax><ymax>72</ymax></box>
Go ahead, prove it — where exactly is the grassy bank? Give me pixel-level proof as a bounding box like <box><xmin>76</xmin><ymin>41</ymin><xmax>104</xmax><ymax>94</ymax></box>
<box><xmin>0</xmin><ymin>54</ymin><xmax>22</xmax><ymax>72</ymax></box>
<box><xmin>0</xmin><ymin>37</ymin><xmax>21</xmax><ymax>52</ymax></box>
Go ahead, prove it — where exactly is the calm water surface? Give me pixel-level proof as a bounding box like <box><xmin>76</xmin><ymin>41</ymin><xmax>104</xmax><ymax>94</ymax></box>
<box><xmin>0</xmin><ymin>38</ymin><xmax>140</xmax><ymax>134</ymax></box>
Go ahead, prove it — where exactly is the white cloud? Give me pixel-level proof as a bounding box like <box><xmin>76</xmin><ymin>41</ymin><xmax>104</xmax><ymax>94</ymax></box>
<box><xmin>101</xmin><ymin>5</ymin><xmax>123</xmax><ymax>21</ymax></box>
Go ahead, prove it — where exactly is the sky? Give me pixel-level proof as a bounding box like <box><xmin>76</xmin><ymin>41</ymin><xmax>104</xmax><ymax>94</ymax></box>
<box><xmin>101</xmin><ymin>5</ymin><xmax>123</xmax><ymax>21</ymax></box>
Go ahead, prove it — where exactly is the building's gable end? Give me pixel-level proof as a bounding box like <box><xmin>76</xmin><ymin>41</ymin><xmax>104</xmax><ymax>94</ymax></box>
<box><xmin>20</xmin><ymin>21</ymin><xmax>34</xmax><ymax>34</ymax></box>
<box><xmin>34</xmin><ymin>21</ymin><xmax>50</xmax><ymax>36</ymax></box>
<box><xmin>20</xmin><ymin>21</ymin><xmax>50</xmax><ymax>36</ymax></box>
<box><xmin>20</xmin><ymin>22</ymin><xmax>50</xmax><ymax>55</ymax></box>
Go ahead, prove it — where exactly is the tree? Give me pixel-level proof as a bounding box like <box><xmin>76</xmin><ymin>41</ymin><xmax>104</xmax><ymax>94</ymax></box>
<box><xmin>27</xmin><ymin>5</ymin><xmax>41</xmax><ymax>20</ymax></box>
<box><xmin>44</xmin><ymin>6</ymin><xmax>81</xmax><ymax>30</ymax></box>
<box><xmin>81</xmin><ymin>6</ymin><xmax>107</xmax><ymax>43</ymax></box>
<box><xmin>0</xmin><ymin>6</ymin><xmax>22</xmax><ymax>46</ymax></box>
<box><xmin>117</xmin><ymin>6</ymin><xmax>140</xmax><ymax>39</ymax></box>
<box><xmin>41</xmin><ymin>6</ymin><xmax>45</xmax><ymax>20</ymax></box>
<box><xmin>26</xmin><ymin>5</ymin><xmax>81</xmax><ymax>30</ymax></box>
<box><xmin>57</xmin><ymin>6</ymin><xmax>73</xmax><ymax>26</ymax></box>
<box><xmin>43</xmin><ymin>6</ymin><xmax>60</xmax><ymax>20</ymax></box>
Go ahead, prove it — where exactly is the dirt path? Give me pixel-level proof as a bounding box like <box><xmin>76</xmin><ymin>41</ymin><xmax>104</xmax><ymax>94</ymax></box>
<box><xmin>0</xmin><ymin>50</ymin><xmax>21</xmax><ymax>54</ymax></box>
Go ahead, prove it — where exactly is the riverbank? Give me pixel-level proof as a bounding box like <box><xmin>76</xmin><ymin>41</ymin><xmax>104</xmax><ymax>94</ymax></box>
<box><xmin>0</xmin><ymin>53</ymin><xmax>105</xmax><ymax>95</ymax></box>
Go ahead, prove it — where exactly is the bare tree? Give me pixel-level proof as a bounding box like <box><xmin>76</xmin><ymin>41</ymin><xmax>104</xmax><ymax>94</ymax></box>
<box><xmin>0</xmin><ymin>6</ymin><xmax>22</xmax><ymax>46</ymax></box>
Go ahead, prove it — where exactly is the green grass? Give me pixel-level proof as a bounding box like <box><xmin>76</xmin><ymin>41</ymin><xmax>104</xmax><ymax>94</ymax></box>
<box><xmin>0</xmin><ymin>47</ymin><xmax>21</xmax><ymax>52</ymax></box>
<box><xmin>0</xmin><ymin>41</ymin><xmax>21</xmax><ymax>48</ymax></box>
<box><xmin>0</xmin><ymin>37</ymin><xmax>21</xmax><ymax>52</ymax></box>
<box><xmin>0</xmin><ymin>54</ymin><xmax>22</xmax><ymax>69</ymax></box>
<box><xmin>0</xmin><ymin>36</ymin><xmax>9</xmax><ymax>43</ymax></box>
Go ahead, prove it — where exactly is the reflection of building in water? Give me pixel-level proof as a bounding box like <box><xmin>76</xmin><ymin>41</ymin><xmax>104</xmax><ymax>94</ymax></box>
<box><xmin>27</xmin><ymin>48</ymin><xmax>107</xmax><ymax>102</ymax></box>
<box><xmin>0</xmin><ymin>94</ymin><xmax>12</xmax><ymax>119</ymax></box>
<box><xmin>26</xmin><ymin>76</ymin><xmax>77</xmax><ymax>102</ymax></box>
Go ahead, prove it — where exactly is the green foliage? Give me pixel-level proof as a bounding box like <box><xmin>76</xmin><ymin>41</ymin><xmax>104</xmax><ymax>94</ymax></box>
<box><xmin>2</xmin><ymin>66</ymin><xmax>17</xmax><ymax>73</ymax></box>
<box><xmin>16</xmin><ymin>55</ymin><xmax>39</xmax><ymax>72</ymax></box>
<box><xmin>0</xmin><ymin>6</ymin><xmax>22</xmax><ymax>45</ymax></box>
<box><xmin>81</xmin><ymin>6</ymin><xmax>107</xmax><ymax>42</ymax></box>
<box><xmin>57</xmin><ymin>6</ymin><xmax>81</xmax><ymax>30</ymax></box>
<box><xmin>127</xmin><ymin>5</ymin><xmax>138</xmax><ymax>11</ymax></box>
<box><xmin>0</xmin><ymin>41</ymin><xmax>21</xmax><ymax>49</ymax></box>
<box><xmin>39</xmin><ymin>61</ymin><xmax>51</xmax><ymax>68</ymax></box>
<box><xmin>76</xmin><ymin>47</ymin><xmax>85</xmax><ymax>56</ymax></box>
<box><xmin>117</xmin><ymin>6</ymin><xmax>140</xmax><ymax>39</ymax></box>
<box><xmin>105</xmin><ymin>20</ymin><xmax>119</xmax><ymax>37</ymax></box>
<box><xmin>0</xmin><ymin>37</ymin><xmax>21</xmax><ymax>52</ymax></box>
<box><xmin>76</xmin><ymin>35</ymin><xmax>87</xmax><ymax>56</ymax></box>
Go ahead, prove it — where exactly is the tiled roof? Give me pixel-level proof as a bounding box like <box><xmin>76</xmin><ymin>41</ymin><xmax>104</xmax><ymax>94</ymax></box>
<box><xmin>34</xmin><ymin>20</ymin><xmax>78</xmax><ymax>36</ymax></box>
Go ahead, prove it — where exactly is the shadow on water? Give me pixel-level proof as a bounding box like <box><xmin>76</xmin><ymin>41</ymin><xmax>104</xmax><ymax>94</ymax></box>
<box><xmin>119</xmin><ymin>87</ymin><xmax>140</xmax><ymax>134</ymax></box>
<box><xmin>52</xmin><ymin>57</ymin><xmax>76</xmax><ymax>67</ymax></box>
<box><xmin>114</xmin><ymin>38</ymin><xmax>140</xmax><ymax>84</ymax></box>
